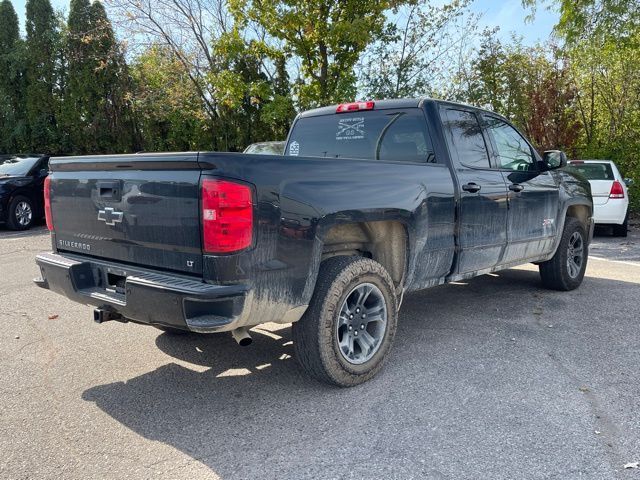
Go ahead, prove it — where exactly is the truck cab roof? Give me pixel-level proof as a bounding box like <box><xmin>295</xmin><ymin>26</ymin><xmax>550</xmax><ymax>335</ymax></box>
<box><xmin>298</xmin><ymin>98</ymin><xmax>509</xmax><ymax>122</ymax></box>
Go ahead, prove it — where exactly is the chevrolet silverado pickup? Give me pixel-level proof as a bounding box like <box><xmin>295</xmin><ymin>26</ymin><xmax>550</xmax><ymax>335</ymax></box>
<box><xmin>35</xmin><ymin>99</ymin><xmax>594</xmax><ymax>386</ymax></box>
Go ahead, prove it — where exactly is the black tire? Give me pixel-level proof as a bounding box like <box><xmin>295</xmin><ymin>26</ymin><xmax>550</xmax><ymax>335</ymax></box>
<box><xmin>292</xmin><ymin>255</ymin><xmax>398</xmax><ymax>387</ymax></box>
<box><xmin>612</xmin><ymin>213</ymin><xmax>628</xmax><ymax>237</ymax></box>
<box><xmin>539</xmin><ymin>217</ymin><xmax>588</xmax><ymax>291</ymax></box>
<box><xmin>6</xmin><ymin>195</ymin><xmax>34</xmax><ymax>231</ymax></box>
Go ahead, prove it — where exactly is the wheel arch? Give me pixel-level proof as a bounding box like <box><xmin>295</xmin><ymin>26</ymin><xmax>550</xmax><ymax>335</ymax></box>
<box><xmin>316</xmin><ymin>218</ymin><xmax>410</xmax><ymax>293</ymax></box>
<box><xmin>565</xmin><ymin>203</ymin><xmax>591</xmax><ymax>229</ymax></box>
<box><xmin>547</xmin><ymin>200</ymin><xmax>593</xmax><ymax>259</ymax></box>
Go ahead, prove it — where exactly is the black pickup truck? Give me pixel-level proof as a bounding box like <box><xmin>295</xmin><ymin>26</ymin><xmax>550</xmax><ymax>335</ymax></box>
<box><xmin>35</xmin><ymin>99</ymin><xmax>594</xmax><ymax>386</ymax></box>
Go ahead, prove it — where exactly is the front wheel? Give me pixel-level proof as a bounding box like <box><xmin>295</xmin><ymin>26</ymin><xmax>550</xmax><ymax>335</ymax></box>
<box><xmin>292</xmin><ymin>256</ymin><xmax>398</xmax><ymax>387</ymax></box>
<box><xmin>7</xmin><ymin>195</ymin><xmax>35</xmax><ymax>230</ymax></box>
<box><xmin>539</xmin><ymin>217</ymin><xmax>588</xmax><ymax>291</ymax></box>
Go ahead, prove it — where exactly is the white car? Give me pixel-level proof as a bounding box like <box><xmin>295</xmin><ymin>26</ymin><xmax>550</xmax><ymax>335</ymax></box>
<box><xmin>566</xmin><ymin>160</ymin><xmax>630</xmax><ymax>236</ymax></box>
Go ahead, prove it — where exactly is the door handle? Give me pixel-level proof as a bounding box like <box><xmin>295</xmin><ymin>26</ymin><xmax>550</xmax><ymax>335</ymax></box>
<box><xmin>462</xmin><ymin>182</ymin><xmax>481</xmax><ymax>193</ymax></box>
<box><xmin>509</xmin><ymin>183</ymin><xmax>524</xmax><ymax>192</ymax></box>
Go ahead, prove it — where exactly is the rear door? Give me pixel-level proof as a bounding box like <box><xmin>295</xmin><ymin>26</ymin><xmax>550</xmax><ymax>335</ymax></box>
<box><xmin>441</xmin><ymin>108</ymin><xmax>508</xmax><ymax>274</ymax></box>
<box><xmin>482</xmin><ymin>115</ymin><xmax>559</xmax><ymax>262</ymax></box>
<box><xmin>49</xmin><ymin>153</ymin><xmax>203</xmax><ymax>275</ymax></box>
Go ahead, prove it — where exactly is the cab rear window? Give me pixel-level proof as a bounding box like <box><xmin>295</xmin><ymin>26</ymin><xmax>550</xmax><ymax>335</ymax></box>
<box><xmin>567</xmin><ymin>162</ymin><xmax>614</xmax><ymax>180</ymax></box>
<box><xmin>286</xmin><ymin>109</ymin><xmax>435</xmax><ymax>163</ymax></box>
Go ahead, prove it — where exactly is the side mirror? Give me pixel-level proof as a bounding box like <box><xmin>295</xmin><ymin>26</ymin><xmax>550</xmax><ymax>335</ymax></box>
<box><xmin>624</xmin><ymin>177</ymin><xmax>634</xmax><ymax>187</ymax></box>
<box><xmin>543</xmin><ymin>150</ymin><xmax>567</xmax><ymax>170</ymax></box>
<box><xmin>39</xmin><ymin>169</ymin><xmax>49</xmax><ymax>177</ymax></box>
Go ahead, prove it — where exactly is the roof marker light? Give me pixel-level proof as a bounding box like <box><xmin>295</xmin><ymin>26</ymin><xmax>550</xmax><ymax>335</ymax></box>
<box><xmin>336</xmin><ymin>101</ymin><xmax>375</xmax><ymax>113</ymax></box>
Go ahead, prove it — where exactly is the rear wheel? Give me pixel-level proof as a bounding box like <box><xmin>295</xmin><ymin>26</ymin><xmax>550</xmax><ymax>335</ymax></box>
<box><xmin>539</xmin><ymin>217</ymin><xmax>588</xmax><ymax>291</ymax></box>
<box><xmin>612</xmin><ymin>213</ymin><xmax>628</xmax><ymax>237</ymax></box>
<box><xmin>7</xmin><ymin>196</ymin><xmax>34</xmax><ymax>231</ymax></box>
<box><xmin>292</xmin><ymin>256</ymin><xmax>398</xmax><ymax>387</ymax></box>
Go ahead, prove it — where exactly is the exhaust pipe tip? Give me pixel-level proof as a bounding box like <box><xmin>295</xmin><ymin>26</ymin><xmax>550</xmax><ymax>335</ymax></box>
<box><xmin>232</xmin><ymin>327</ymin><xmax>252</xmax><ymax>346</ymax></box>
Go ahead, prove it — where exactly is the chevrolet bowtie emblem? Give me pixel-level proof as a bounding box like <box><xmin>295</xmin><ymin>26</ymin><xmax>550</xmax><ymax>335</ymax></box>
<box><xmin>98</xmin><ymin>207</ymin><xmax>124</xmax><ymax>226</ymax></box>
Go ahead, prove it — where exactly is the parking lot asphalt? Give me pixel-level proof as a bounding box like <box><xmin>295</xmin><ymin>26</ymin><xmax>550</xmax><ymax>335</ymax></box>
<box><xmin>0</xmin><ymin>224</ymin><xmax>639</xmax><ymax>479</ymax></box>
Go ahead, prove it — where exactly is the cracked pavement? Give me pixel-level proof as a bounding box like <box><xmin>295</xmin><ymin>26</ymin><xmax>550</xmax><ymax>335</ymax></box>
<box><xmin>0</xmin><ymin>223</ymin><xmax>639</xmax><ymax>479</ymax></box>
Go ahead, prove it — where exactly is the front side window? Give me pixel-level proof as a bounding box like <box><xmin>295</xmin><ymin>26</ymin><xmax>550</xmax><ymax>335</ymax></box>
<box><xmin>441</xmin><ymin>109</ymin><xmax>491</xmax><ymax>169</ymax></box>
<box><xmin>484</xmin><ymin>117</ymin><xmax>536</xmax><ymax>171</ymax></box>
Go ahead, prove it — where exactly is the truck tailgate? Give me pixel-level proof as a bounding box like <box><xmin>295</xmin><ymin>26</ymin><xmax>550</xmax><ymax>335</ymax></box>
<box><xmin>49</xmin><ymin>153</ymin><xmax>204</xmax><ymax>275</ymax></box>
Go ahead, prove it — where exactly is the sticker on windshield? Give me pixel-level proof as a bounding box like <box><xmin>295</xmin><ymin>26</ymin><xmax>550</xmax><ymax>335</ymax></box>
<box><xmin>336</xmin><ymin>117</ymin><xmax>365</xmax><ymax>140</ymax></box>
<box><xmin>289</xmin><ymin>141</ymin><xmax>300</xmax><ymax>156</ymax></box>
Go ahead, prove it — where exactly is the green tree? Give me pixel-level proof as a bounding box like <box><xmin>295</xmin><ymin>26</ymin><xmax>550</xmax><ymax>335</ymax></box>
<box><xmin>131</xmin><ymin>45</ymin><xmax>211</xmax><ymax>151</ymax></box>
<box><xmin>25</xmin><ymin>0</ymin><xmax>61</xmax><ymax>153</ymax></box>
<box><xmin>61</xmin><ymin>0</ymin><xmax>134</xmax><ymax>153</ymax></box>
<box><xmin>522</xmin><ymin>0</ymin><xmax>640</xmax><ymax>44</ymax></box>
<box><xmin>0</xmin><ymin>0</ymin><xmax>27</xmax><ymax>153</ymax></box>
<box><xmin>569</xmin><ymin>34</ymin><xmax>640</xmax><ymax>209</ymax></box>
<box><xmin>60</xmin><ymin>0</ymin><xmax>93</xmax><ymax>152</ymax></box>
<box><xmin>359</xmin><ymin>0</ymin><xmax>479</xmax><ymax>99</ymax></box>
<box><xmin>107</xmin><ymin>0</ymin><xmax>295</xmax><ymax>150</ymax></box>
<box><xmin>209</xmin><ymin>30</ymin><xmax>295</xmax><ymax>150</ymax></box>
<box><xmin>523</xmin><ymin>0</ymin><xmax>640</xmax><ymax>210</ymax></box>
<box><xmin>86</xmin><ymin>1</ymin><xmax>136</xmax><ymax>152</ymax></box>
<box><xmin>466</xmin><ymin>34</ymin><xmax>581</xmax><ymax>152</ymax></box>
<box><xmin>234</xmin><ymin>0</ymin><xmax>392</xmax><ymax>109</ymax></box>
<box><xmin>259</xmin><ymin>55</ymin><xmax>297</xmax><ymax>140</ymax></box>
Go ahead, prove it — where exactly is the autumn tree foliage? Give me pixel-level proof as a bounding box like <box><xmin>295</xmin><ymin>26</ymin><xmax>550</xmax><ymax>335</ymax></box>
<box><xmin>466</xmin><ymin>34</ymin><xmax>580</xmax><ymax>153</ymax></box>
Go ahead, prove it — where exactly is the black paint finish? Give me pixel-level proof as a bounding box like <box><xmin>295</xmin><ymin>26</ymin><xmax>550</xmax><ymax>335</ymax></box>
<box><xmin>50</xmin><ymin>160</ymin><xmax>203</xmax><ymax>275</ymax></box>
<box><xmin>38</xmin><ymin>99</ymin><xmax>593</xmax><ymax>331</ymax></box>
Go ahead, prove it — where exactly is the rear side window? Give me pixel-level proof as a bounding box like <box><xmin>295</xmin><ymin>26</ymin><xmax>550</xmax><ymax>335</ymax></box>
<box><xmin>566</xmin><ymin>162</ymin><xmax>615</xmax><ymax>180</ymax></box>
<box><xmin>441</xmin><ymin>109</ymin><xmax>490</xmax><ymax>169</ymax></box>
<box><xmin>285</xmin><ymin>108</ymin><xmax>435</xmax><ymax>163</ymax></box>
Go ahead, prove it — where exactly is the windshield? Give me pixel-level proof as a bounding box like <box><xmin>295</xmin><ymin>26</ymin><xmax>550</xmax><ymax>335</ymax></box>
<box><xmin>566</xmin><ymin>162</ymin><xmax>615</xmax><ymax>180</ymax></box>
<box><xmin>285</xmin><ymin>108</ymin><xmax>434</xmax><ymax>163</ymax></box>
<box><xmin>0</xmin><ymin>156</ymin><xmax>41</xmax><ymax>176</ymax></box>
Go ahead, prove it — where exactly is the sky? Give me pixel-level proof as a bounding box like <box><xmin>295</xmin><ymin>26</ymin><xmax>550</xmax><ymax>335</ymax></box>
<box><xmin>10</xmin><ymin>0</ymin><xmax>559</xmax><ymax>47</ymax></box>
<box><xmin>473</xmin><ymin>0</ymin><xmax>559</xmax><ymax>45</ymax></box>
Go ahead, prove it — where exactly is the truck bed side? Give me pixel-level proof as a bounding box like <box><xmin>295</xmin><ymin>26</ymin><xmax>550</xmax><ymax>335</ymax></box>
<box><xmin>196</xmin><ymin>152</ymin><xmax>456</xmax><ymax>327</ymax></box>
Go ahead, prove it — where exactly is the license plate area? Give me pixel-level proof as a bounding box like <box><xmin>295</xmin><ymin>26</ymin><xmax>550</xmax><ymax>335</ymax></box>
<box><xmin>105</xmin><ymin>272</ymin><xmax>126</xmax><ymax>296</ymax></box>
<box><xmin>69</xmin><ymin>262</ymin><xmax>128</xmax><ymax>305</ymax></box>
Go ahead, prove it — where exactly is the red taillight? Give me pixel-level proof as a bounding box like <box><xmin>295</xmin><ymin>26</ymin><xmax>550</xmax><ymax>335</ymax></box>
<box><xmin>44</xmin><ymin>176</ymin><xmax>53</xmax><ymax>231</ymax></box>
<box><xmin>610</xmin><ymin>180</ymin><xmax>625</xmax><ymax>199</ymax></box>
<box><xmin>201</xmin><ymin>179</ymin><xmax>253</xmax><ymax>254</ymax></box>
<box><xmin>336</xmin><ymin>101</ymin><xmax>375</xmax><ymax>113</ymax></box>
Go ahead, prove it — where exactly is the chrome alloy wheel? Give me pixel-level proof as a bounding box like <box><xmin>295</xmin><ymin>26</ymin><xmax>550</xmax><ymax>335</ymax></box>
<box><xmin>336</xmin><ymin>283</ymin><xmax>387</xmax><ymax>365</ymax></box>
<box><xmin>566</xmin><ymin>231</ymin><xmax>584</xmax><ymax>279</ymax></box>
<box><xmin>15</xmin><ymin>201</ymin><xmax>33</xmax><ymax>226</ymax></box>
